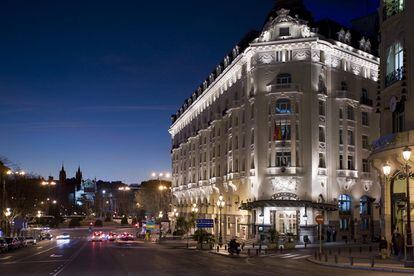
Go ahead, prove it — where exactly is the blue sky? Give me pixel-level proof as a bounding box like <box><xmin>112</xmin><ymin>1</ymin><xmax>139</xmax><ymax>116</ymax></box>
<box><xmin>0</xmin><ymin>0</ymin><xmax>378</xmax><ymax>183</ymax></box>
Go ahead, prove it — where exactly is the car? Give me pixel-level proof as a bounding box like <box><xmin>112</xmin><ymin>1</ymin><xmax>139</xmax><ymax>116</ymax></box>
<box><xmin>107</xmin><ymin>232</ymin><xmax>117</xmax><ymax>241</ymax></box>
<box><xmin>40</xmin><ymin>232</ymin><xmax>53</xmax><ymax>240</ymax></box>
<box><xmin>91</xmin><ymin>231</ymin><xmax>103</xmax><ymax>242</ymax></box>
<box><xmin>56</xmin><ymin>233</ymin><xmax>70</xmax><ymax>240</ymax></box>
<box><xmin>24</xmin><ymin>236</ymin><xmax>37</xmax><ymax>245</ymax></box>
<box><xmin>0</xmin><ymin>238</ymin><xmax>8</xmax><ymax>253</ymax></box>
<box><xmin>17</xmin><ymin>237</ymin><xmax>27</xmax><ymax>247</ymax></box>
<box><xmin>118</xmin><ymin>232</ymin><xmax>134</xmax><ymax>241</ymax></box>
<box><xmin>4</xmin><ymin>237</ymin><xmax>20</xmax><ymax>250</ymax></box>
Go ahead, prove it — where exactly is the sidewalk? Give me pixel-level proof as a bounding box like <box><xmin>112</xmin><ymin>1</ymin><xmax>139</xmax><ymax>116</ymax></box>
<box><xmin>308</xmin><ymin>250</ymin><xmax>414</xmax><ymax>273</ymax></box>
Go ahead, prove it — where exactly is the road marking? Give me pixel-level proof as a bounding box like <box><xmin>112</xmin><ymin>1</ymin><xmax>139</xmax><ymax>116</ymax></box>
<box><xmin>0</xmin><ymin>256</ymin><xmax>12</xmax><ymax>260</ymax></box>
<box><xmin>51</xmin><ymin>240</ymin><xmax>88</xmax><ymax>276</ymax></box>
<box><xmin>50</xmin><ymin>254</ymin><xmax>63</xmax><ymax>258</ymax></box>
<box><xmin>280</xmin><ymin>254</ymin><xmax>301</xmax><ymax>258</ymax></box>
<box><xmin>2</xmin><ymin>260</ymin><xmax>67</xmax><ymax>265</ymax></box>
<box><xmin>291</xmin><ymin>254</ymin><xmax>311</xmax><ymax>260</ymax></box>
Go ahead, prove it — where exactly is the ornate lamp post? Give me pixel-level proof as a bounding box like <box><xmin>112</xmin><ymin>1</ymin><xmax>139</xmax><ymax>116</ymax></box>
<box><xmin>216</xmin><ymin>195</ymin><xmax>225</xmax><ymax>246</ymax></box>
<box><xmin>382</xmin><ymin>147</ymin><xmax>414</xmax><ymax>268</ymax></box>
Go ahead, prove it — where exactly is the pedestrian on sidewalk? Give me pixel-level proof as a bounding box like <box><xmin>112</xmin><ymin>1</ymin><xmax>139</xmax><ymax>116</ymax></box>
<box><xmin>326</xmin><ymin>227</ymin><xmax>331</xmax><ymax>242</ymax></box>
<box><xmin>396</xmin><ymin>233</ymin><xmax>404</xmax><ymax>260</ymax></box>
<box><xmin>332</xmin><ymin>227</ymin><xmax>337</xmax><ymax>242</ymax></box>
<box><xmin>379</xmin><ymin>236</ymin><xmax>388</xmax><ymax>259</ymax></box>
<box><xmin>392</xmin><ymin>230</ymin><xmax>399</xmax><ymax>257</ymax></box>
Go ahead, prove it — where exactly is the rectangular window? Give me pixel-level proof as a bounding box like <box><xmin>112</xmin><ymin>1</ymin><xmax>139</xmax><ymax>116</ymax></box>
<box><xmin>339</xmin><ymin>129</ymin><xmax>344</xmax><ymax>145</ymax></box>
<box><xmin>362</xmin><ymin>112</ymin><xmax>369</xmax><ymax>126</ymax></box>
<box><xmin>339</xmin><ymin>108</ymin><xmax>343</xmax><ymax>119</ymax></box>
<box><xmin>339</xmin><ymin>155</ymin><xmax>344</xmax><ymax>169</ymax></box>
<box><xmin>279</xmin><ymin>27</ymin><xmax>290</xmax><ymax>36</ymax></box>
<box><xmin>347</xmin><ymin>106</ymin><xmax>354</xmax><ymax>120</ymax></box>
<box><xmin>276</xmin><ymin>152</ymin><xmax>291</xmax><ymax>167</ymax></box>
<box><xmin>348</xmin><ymin>130</ymin><xmax>354</xmax><ymax>145</ymax></box>
<box><xmin>362</xmin><ymin>135</ymin><xmax>369</xmax><ymax>149</ymax></box>
<box><xmin>362</xmin><ymin>159</ymin><xmax>370</xmax><ymax>172</ymax></box>
<box><xmin>319</xmin><ymin>153</ymin><xmax>326</xmax><ymax>168</ymax></box>
<box><xmin>348</xmin><ymin>155</ymin><xmax>354</xmax><ymax>170</ymax></box>
<box><xmin>319</xmin><ymin>127</ymin><xmax>325</xmax><ymax>142</ymax></box>
<box><xmin>318</xmin><ymin>100</ymin><xmax>326</xmax><ymax>116</ymax></box>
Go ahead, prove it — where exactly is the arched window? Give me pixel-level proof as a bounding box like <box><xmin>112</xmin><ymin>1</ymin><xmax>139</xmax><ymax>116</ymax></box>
<box><xmin>275</xmin><ymin>99</ymin><xmax>292</xmax><ymax>114</ymax></box>
<box><xmin>276</xmin><ymin>73</ymin><xmax>292</xmax><ymax>84</ymax></box>
<box><xmin>338</xmin><ymin>194</ymin><xmax>352</xmax><ymax>213</ymax></box>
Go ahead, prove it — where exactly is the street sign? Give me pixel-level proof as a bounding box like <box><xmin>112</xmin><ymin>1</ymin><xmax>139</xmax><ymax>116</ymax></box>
<box><xmin>315</xmin><ymin>214</ymin><xmax>324</xmax><ymax>225</ymax></box>
<box><xmin>196</xmin><ymin>219</ymin><xmax>214</xmax><ymax>228</ymax></box>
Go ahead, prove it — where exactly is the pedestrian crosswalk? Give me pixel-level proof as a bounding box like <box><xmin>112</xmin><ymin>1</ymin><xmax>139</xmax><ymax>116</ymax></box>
<box><xmin>266</xmin><ymin>253</ymin><xmax>312</xmax><ymax>260</ymax></box>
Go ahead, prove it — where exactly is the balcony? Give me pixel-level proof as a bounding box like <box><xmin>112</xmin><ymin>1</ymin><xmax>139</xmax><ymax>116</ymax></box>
<box><xmin>383</xmin><ymin>1</ymin><xmax>405</xmax><ymax>21</ymax></box>
<box><xmin>385</xmin><ymin>68</ymin><xmax>403</xmax><ymax>88</ymax></box>
<box><xmin>334</xmin><ymin>90</ymin><xmax>358</xmax><ymax>101</ymax></box>
<box><xmin>267</xmin><ymin>83</ymin><xmax>301</xmax><ymax>94</ymax></box>
<box><xmin>337</xmin><ymin>169</ymin><xmax>358</xmax><ymax>178</ymax></box>
<box><xmin>360</xmin><ymin>97</ymin><xmax>373</xmax><ymax>107</ymax></box>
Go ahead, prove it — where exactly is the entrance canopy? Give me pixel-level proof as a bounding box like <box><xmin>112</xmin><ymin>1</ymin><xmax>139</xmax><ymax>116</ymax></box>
<box><xmin>239</xmin><ymin>199</ymin><xmax>338</xmax><ymax>211</ymax></box>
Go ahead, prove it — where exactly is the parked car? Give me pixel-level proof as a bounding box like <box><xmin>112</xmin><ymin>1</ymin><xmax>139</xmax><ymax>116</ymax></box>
<box><xmin>0</xmin><ymin>238</ymin><xmax>8</xmax><ymax>253</ymax></box>
<box><xmin>5</xmin><ymin>237</ymin><xmax>20</xmax><ymax>250</ymax></box>
<box><xmin>24</xmin><ymin>236</ymin><xmax>37</xmax><ymax>245</ymax></box>
<box><xmin>18</xmin><ymin>237</ymin><xmax>28</xmax><ymax>247</ymax></box>
<box><xmin>40</xmin><ymin>232</ymin><xmax>53</xmax><ymax>240</ymax></box>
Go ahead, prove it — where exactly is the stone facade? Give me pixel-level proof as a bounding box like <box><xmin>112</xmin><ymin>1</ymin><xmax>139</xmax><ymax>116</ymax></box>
<box><xmin>170</xmin><ymin>8</ymin><xmax>381</xmax><ymax>243</ymax></box>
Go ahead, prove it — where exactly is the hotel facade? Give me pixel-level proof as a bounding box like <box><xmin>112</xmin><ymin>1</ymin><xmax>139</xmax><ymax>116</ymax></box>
<box><xmin>169</xmin><ymin>8</ymin><xmax>381</xmax><ymax>243</ymax></box>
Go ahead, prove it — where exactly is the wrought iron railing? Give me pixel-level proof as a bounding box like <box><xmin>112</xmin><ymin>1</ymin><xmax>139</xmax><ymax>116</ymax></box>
<box><xmin>383</xmin><ymin>1</ymin><xmax>405</xmax><ymax>21</ymax></box>
<box><xmin>385</xmin><ymin>67</ymin><xmax>403</xmax><ymax>87</ymax></box>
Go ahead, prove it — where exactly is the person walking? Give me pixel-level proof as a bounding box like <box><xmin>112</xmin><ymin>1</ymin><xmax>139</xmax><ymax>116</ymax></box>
<box><xmin>326</xmin><ymin>227</ymin><xmax>331</xmax><ymax>242</ymax></box>
<box><xmin>396</xmin><ymin>233</ymin><xmax>404</xmax><ymax>260</ymax></box>
<box><xmin>392</xmin><ymin>231</ymin><xmax>399</xmax><ymax>257</ymax></box>
<box><xmin>379</xmin><ymin>236</ymin><xmax>388</xmax><ymax>259</ymax></box>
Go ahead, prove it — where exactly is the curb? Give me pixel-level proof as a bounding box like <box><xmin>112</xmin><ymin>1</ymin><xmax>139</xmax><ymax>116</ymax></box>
<box><xmin>307</xmin><ymin>257</ymin><xmax>414</xmax><ymax>274</ymax></box>
<box><xmin>209</xmin><ymin>251</ymin><xmax>248</xmax><ymax>258</ymax></box>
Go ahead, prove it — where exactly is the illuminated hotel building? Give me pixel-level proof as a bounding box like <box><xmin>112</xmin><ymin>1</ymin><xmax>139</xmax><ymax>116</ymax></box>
<box><xmin>170</xmin><ymin>5</ymin><xmax>380</xmax><ymax>243</ymax></box>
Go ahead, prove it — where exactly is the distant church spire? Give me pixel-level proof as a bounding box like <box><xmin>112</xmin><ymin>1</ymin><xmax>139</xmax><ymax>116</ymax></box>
<box><xmin>75</xmin><ymin>165</ymin><xmax>82</xmax><ymax>190</ymax></box>
<box><xmin>59</xmin><ymin>163</ymin><xmax>66</xmax><ymax>183</ymax></box>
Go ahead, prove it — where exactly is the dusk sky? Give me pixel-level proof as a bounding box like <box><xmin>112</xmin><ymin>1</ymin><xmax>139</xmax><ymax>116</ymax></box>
<box><xmin>0</xmin><ymin>0</ymin><xmax>378</xmax><ymax>184</ymax></box>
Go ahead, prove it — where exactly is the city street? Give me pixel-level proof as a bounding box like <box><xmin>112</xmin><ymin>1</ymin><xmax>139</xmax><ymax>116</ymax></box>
<box><xmin>0</xmin><ymin>228</ymin><xmax>404</xmax><ymax>275</ymax></box>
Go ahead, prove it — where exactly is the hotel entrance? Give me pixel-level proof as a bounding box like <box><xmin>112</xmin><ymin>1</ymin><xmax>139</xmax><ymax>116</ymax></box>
<box><xmin>270</xmin><ymin>209</ymin><xmax>298</xmax><ymax>235</ymax></box>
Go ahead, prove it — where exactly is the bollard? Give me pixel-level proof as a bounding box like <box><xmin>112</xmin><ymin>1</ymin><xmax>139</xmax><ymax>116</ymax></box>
<box><xmin>314</xmin><ymin>251</ymin><xmax>317</xmax><ymax>259</ymax></box>
<box><xmin>349</xmin><ymin>257</ymin><xmax>354</xmax><ymax>266</ymax></box>
<box><xmin>304</xmin><ymin>243</ymin><xmax>307</xmax><ymax>249</ymax></box>
<box><xmin>264</xmin><ymin>248</ymin><xmax>268</xmax><ymax>255</ymax></box>
<box><xmin>334</xmin><ymin>255</ymin><xmax>338</xmax><ymax>264</ymax></box>
<box><xmin>252</xmin><ymin>243</ymin><xmax>255</xmax><ymax>248</ymax></box>
<box><xmin>371</xmin><ymin>256</ymin><xmax>375</xmax><ymax>267</ymax></box>
<box><xmin>280</xmin><ymin>246</ymin><xmax>283</xmax><ymax>252</ymax></box>
<box><xmin>256</xmin><ymin>249</ymin><xmax>259</xmax><ymax>256</ymax></box>
<box><xmin>324</xmin><ymin>252</ymin><xmax>328</xmax><ymax>262</ymax></box>
<box><xmin>259</xmin><ymin>244</ymin><xmax>262</xmax><ymax>253</ymax></box>
<box><xmin>248</xmin><ymin>249</ymin><xmax>251</xmax><ymax>256</ymax></box>
<box><xmin>217</xmin><ymin>246</ymin><xmax>220</xmax><ymax>252</ymax></box>
<box><xmin>210</xmin><ymin>244</ymin><xmax>213</xmax><ymax>250</ymax></box>
<box><xmin>225</xmin><ymin>245</ymin><xmax>227</xmax><ymax>251</ymax></box>
<box><xmin>318</xmin><ymin>252</ymin><xmax>322</xmax><ymax>261</ymax></box>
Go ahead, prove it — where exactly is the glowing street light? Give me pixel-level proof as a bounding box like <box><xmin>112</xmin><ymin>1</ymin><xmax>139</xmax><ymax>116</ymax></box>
<box><xmin>216</xmin><ymin>195</ymin><xmax>225</xmax><ymax>245</ymax></box>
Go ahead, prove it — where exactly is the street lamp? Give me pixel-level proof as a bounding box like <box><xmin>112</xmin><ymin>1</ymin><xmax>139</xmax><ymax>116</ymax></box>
<box><xmin>382</xmin><ymin>147</ymin><xmax>414</xmax><ymax>268</ymax></box>
<box><xmin>216</xmin><ymin>195</ymin><xmax>225</xmax><ymax>246</ymax></box>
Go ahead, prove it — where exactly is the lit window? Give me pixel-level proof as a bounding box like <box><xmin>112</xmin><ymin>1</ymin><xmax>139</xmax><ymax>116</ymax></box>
<box><xmin>360</xmin><ymin>196</ymin><xmax>371</xmax><ymax>215</ymax></box>
<box><xmin>275</xmin><ymin>99</ymin><xmax>292</xmax><ymax>114</ymax></box>
<box><xmin>338</xmin><ymin>194</ymin><xmax>352</xmax><ymax>213</ymax></box>
<box><xmin>385</xmin><ymin>42</ymin><xmax>404</xmax><ymax>87</ymax></box>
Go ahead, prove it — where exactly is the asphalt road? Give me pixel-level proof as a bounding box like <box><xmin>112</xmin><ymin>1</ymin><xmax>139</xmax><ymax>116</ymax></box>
<box><xmin>0</xmin><ymin>228</ymin><xmax>404</xmax><ymax>276</ymax></box>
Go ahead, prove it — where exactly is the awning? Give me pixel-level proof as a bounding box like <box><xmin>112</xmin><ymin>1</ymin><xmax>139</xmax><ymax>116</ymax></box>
<box><xmin>239</xmin><ymin>199</ymin><xmax>338</xmax><ymax>211</ymax></box>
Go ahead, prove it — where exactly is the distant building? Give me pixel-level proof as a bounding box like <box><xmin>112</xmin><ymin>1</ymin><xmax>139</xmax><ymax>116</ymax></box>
<box><xmin>57</xmin><ymin>165</ymin><xmax>83</xmax><ymax>213</ymax></box>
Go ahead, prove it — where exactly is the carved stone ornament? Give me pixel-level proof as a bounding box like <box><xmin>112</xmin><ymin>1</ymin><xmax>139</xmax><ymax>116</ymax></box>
<box><xmin>312</xmin><ymin>50</ymin><xmax>320</xmax><ymax>62</ymax></box>
<box><xmin>257</xmin><ymin>52</ymin><xmax>275</xmax><ymax>64</ymax></box>
<box><xmin>337</xmin><ymin>177</ymin><xmax>356</xmax><ymax>192</ymax></box>
<box><xmin>362</xmin><ymin>180</ymin><xmax>373</xmax><ymax>192</ymax></box>
<box><xmin>301</xmin><ymin>25</ymin><xmax>311</xmax><ymax>38</ymax></box>
<box><xmin>293</xmin><ymin>49</ymin><xmax>310</xmax><ymax>61</ymax></box>
<box><xmin>271</xmin><ymin>176</ymin><xmax>299</xmax><ymax>193</ymax></box>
